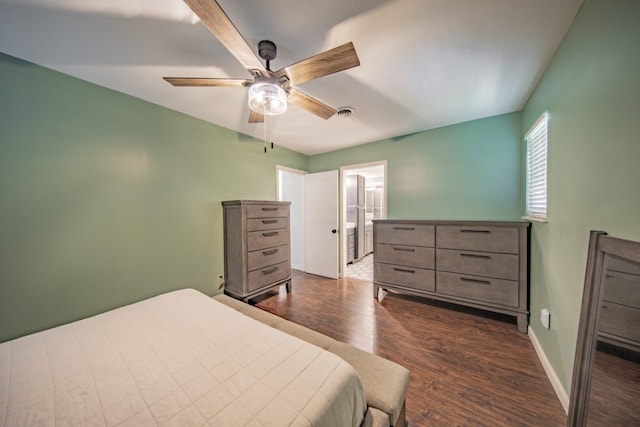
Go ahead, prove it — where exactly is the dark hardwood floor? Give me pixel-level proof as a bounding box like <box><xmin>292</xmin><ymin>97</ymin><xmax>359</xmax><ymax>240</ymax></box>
<box><xmin>587</xmin><ymin>343</ymin><xmax>640</xmax><ymax>425</ymax></box>
<box><xmin>253</xmin><ymin>270</ymin><xmax>567</xmax><ymax>427</ymax></box>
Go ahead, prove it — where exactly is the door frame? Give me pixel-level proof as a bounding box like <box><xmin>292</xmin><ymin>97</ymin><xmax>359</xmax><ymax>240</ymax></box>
<box><xmin>339</xmin><ymin>160</ymin><xmax>388</xmax><ymax>277</ymax></box>
<box><xmin>276</xmin><ymin>165</ymin><xmax>307</xmax><ymax>271</ymax></box>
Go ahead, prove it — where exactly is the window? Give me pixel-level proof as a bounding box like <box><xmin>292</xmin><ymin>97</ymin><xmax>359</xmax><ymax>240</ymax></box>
<box><xmin>525</xmin><ymin>112</ymin><xmax>548</xmax><ymax>220</ymax></box>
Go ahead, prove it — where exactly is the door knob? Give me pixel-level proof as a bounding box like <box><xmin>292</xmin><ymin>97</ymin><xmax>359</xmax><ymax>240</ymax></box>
<box><xmin>331</xmin><ymin>229</ymin><xmax>337</xmax><ymax>234</ymax></box>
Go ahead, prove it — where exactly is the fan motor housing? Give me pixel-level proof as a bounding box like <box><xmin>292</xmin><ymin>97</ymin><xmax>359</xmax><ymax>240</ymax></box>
<box><xmin>258</xmin><ymin>40</ymin><xmax>277</xmax><ymax>61</ymax></box>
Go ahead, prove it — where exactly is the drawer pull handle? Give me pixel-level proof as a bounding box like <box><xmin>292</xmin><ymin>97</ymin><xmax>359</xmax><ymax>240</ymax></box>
<box><xmin>262</xmin><ymin>249</ymin><xmax>279</xmax><ymax>255</ymax></box>
<box><xmin>262</xmin><ymin>232</ymin><xmax>278</xmax><ymax>237</ymax></box>
<box><xmin>393</xmin><ymin>227</ymin><xmax>415</xmax><ymax>231</ymax></box>
<box><xmin>460</xmin><ymin>253</ymin><xmax>491</xmax><ymax>259</ymax></box>
<box><xmin>261</xmin><ymin>207</ymin><xmax>278</xmax><ymax>211</ymax></box>
<box><xmin>262</xmin><ymin>267</ymin><xmax>279</xmax><ymax>275</ymax></box>
<box><xmin>393</xmin><ymin>267</ymin><xmax>415</xmax><ymax>274</ymax></box>
<box><xmin>460</xmin><ymin>229</ymin><xmax>490</xmax><ymax>233</ymax></box>
<box><xmin>460</xmin><ymin>277</ymin><xmax>492</xmax><ymax>285</ymax></box>
<box><xmin>393</xmin><ymin>247</ymin><xmax>416</xmax><ymax>252</ymax></box>
<box><xmin>601</xmin><ymin>305</ymin><xmax>608</xmax><ymax>309</ymax></box>
<box><xmin>262</xmin><ymin>219</ymin><xmax>278</xmax><ymax>224</ymax></box>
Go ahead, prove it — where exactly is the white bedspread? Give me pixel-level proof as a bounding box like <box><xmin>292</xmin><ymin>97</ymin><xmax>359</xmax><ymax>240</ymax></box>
<box><xmin>0</xmin><ymin>289</ymin><xmax>366</xmax><ymax>426</ymax></box>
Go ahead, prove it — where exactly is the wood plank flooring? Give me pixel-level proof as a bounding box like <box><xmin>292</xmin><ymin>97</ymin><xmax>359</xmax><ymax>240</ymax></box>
<box><xmin>254</xmin><ymin>270</ymin><xmax>567</xmax><ymax>426</ymax></box>
<box><xmin>587</xmin><ymin>342</ymin><xmax>640</xmax><ymax>425</ymax></box>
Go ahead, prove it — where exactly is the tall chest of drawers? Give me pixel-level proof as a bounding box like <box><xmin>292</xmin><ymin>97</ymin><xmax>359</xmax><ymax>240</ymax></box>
<box><xmin>598</xmin><ymin>256</ymin><xmax>640</xmax><ymax>352</ymax></box>
<box><xmin>373</xmin><ymin>220</ymin><xmax>530</xmax><ymax>332</ymax></box>
<box><xmin>222</xmin><ymin>200</ymin><xmax>291</xmax><ymax>301</ymax></box>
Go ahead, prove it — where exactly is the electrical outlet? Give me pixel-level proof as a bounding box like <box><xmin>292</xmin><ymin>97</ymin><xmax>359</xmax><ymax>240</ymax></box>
<box><xmin>541</xmin><ymin>308</ymin><xmax>551</xmax><ymax>329</ymax></box>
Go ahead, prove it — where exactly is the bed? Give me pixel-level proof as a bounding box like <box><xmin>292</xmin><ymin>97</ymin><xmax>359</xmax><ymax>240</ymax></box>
<box><xmin>0</xmin><ymin>289</ymin><xmax>367</xmax><ymax>426</ymax></box>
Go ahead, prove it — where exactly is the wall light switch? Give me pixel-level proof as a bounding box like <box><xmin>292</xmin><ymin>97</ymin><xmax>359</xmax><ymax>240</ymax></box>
<box><xmin>541</xmin><ymin>308</ymin><xmax>551</xmax><ymax>329</ymax></box>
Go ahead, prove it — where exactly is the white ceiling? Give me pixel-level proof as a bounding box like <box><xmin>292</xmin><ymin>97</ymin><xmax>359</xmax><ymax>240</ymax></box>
<box><xmin>0</xmin><ymin>0</ymin><xmax>583</xmax><ymax>155</ymax></box>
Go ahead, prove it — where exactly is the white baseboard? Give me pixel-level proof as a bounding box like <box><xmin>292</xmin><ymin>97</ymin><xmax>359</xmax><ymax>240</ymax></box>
<box><xmin>528</xmin><ymin>327</ymin><xmax>570</xmax><ymax>414</ymax></box>
<box><xmin>292</xmin><ymin>264</ymin><xmax>304</xmax><ymax>272</ymax></box>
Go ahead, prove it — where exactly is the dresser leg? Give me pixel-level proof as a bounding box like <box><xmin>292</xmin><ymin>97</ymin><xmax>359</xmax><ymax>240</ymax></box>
<box><xmin>517</xmin><ymin>313</ymin><xmax>528</xmax><ymax>333</ymax></box>
<box><xmin>286</xmin><ymin>280</ymin><xmax>292</xmax><ymax>293</ymax></box>
<box><xmin>373</xmin><ymin>284</ymin><xmax>379</xmax><ymax>299</ymax></box>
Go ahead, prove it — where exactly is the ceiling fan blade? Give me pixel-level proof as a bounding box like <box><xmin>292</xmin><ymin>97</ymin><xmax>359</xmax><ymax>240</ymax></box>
<box><xmin>183</xmin><ymin>0</ymin><xmax>267</xmax><ymax>76</ymax></box>
<box><xmin>163</xmin><ymin>77</ymin><xmax>251</xmax><ymax>87</ymax></box>
<box><xmin>288</xmin><ymin>88</ymin><xmax>337</xmax><ymax>120</ymax></box>
<box><xmin>275</xmin><ymin>42</ymin><xmax>360</xmax><ymax>86</ymax></box>
<box><xmin>248</xmin><ymin>110</ymin><xmax>264</xmax><ymax>123</ymax></box>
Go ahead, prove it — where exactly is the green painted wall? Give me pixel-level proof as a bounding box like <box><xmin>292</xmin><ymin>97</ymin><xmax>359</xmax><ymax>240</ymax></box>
<box><xmin>0</xmin><ymin>54</ymin><xmax>307</xmax><ymax>342</ymax></box>
<box><xmin>309</xmin><ymin>112</ymin><xmax>523</xmax><ymax>220</ymax></box>
<box><xmin>521</xmin><ymin>0</ymin><xmax>640</xmax><ymax>395</ymax></box>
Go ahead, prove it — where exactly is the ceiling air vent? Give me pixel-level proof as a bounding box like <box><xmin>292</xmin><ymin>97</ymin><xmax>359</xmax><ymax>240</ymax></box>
<box><xmin>336</xmin><ymin>106</ymin><xmax>355</xmax><ymax>118</ymax></box>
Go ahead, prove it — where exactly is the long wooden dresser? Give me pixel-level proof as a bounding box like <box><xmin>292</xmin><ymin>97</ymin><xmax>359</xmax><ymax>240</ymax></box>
<box><xmin>222</xmin><ymin>200</ymin><xmax>291</xmax><ymax>301</ymax></box>
<box><xmin>373</xmin><ymin>219</ymin><xmax>530</xmax><ymax>332</ymax></box>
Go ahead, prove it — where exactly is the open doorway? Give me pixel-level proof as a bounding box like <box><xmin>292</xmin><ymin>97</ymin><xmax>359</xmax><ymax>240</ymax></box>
<box><xmin>277</xmin><ymin>166</ymin><xmax>340</xmax><ymax>279</ymax></box>
<box><xmin>340</xmin><ymin>161</ymin><xmax>387</xmax><ymax>281</ymax></box>
<box><xmin>276</xmin><ymin>166</ymin><xmax>306</xmax><ymax>272</ymax></box>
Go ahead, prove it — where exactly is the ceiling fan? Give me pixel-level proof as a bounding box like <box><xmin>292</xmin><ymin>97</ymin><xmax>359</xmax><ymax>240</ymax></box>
<box><xmin>163</xmin><ymin>0</ymin><xmax>361</xmax><ymax>124</ymax></box>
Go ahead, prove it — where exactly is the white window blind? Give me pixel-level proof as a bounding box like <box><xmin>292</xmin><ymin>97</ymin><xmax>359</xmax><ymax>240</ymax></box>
<box><xmin>525</xmin><ymin>112</ymin><xmax>548</xmax><ymax>219</ymax></box>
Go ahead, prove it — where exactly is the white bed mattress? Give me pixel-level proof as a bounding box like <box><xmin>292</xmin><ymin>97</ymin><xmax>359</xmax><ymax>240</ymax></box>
<box><xmin>0</xmin><ymin>289</ymin><xmax>366</xmax><ymax>426</ymax></box>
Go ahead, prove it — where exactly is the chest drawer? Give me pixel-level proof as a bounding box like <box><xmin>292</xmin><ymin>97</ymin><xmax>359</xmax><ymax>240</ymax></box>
<box><xmin>247</xmin><ymin>244</ymin><xmax>289</xmax><ymax>271</ymax></box>
<box><xmin>246</xmin><ymin>204</ymin><xmax>289</xmax><ymax>219</ymax></box>
<box><xmin>607</xmin><ymin>256</ymin><xmax>640</xmax><ymax>276</ymax></box>
<box><xmin>436</xmin><ymin>225</ymin><xmax>519</xmax><ymax>254</ymax></box>
<box><xmin>436</xmin><ymin>271</ymin><xmax>519</xmax><ymax>307</ymax></box>
<box><xmin>437</xmin><ymin>249</ymin><xmax>519</xmax><ymax>281</ymax></box>
<box><xmin>602</xmin><ymin>270</ymin><xmax>640</xmax><ymax>307</ymax></box>
<box><xmin>376</xmin><ymin>244</ymin><xmax>435</xmax><ymax>269</ymax></box>
<box><xmin>376</xmin><ymin>263</ymin><xmax>435</xmax><ymax>292</ymax></box>
<box><xmin>247</xmin><ymin>228</ymin><xmax>290</xmax><ymax>251</ymax></box>
<box><xmin>247</xmin><ymin>261</ymin><xmax>291</xmax><ymax>292</ymax></box>
<box><xmin>375</xmin><ymin>223</ymin><xmax>435</xmax><ymax>247</ymax></box>
<box><xmin>247</xmin><ymin>217</ymin><xmax>290</xmax><ymax>232</ymax></box>
<box><xmin>599</xmin><ymin>302</ymin><xmax>640</xmax><ymax>343</ymax></box>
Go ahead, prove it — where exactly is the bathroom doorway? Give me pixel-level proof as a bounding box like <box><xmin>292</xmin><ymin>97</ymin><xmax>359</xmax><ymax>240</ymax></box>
<box><xmin>340</xmin><ymin>161</ymin><xmax>387</xmax><ymax>281</ymax></box>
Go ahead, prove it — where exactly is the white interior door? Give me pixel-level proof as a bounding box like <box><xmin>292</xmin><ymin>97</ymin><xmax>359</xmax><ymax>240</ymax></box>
<box><xmin>304</xmin><ymin>170</ymin><xmax>339</xmax><ymax>279</ymax></box>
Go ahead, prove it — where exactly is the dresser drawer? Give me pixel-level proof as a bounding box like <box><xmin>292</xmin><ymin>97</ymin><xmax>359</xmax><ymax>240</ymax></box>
<box><xmin>247</xmin><ymin>244</ymin><xmax>289</xmax><ymax>271</ymax></box>
<box><xmin>247</xmin><ymin>228</ymin><xmax>290</xmax><ymax>251</ymax></box>
<box><xmin>247</xmin><ymin>261</ymin><xmax>290</xmax><ymax>292</ymax></box>
<box><xmin>436</xmin><ymin>225</ymin><xmax>519</xmax><ymax>254</ymax></box>
<box><xmin>247</xmin><ymin>217</ymin><xmax>290</xmax><ymax>232</ymax></box>
<box><xmin>246</xmin><ymin>204</ymin><xmax>289</xmax><ymax>219</ymax></box>
<box><xmin>603</xmin><ymin>270</ymin><xmax>640</xmax><ymax>308</ymax></box>
<box><xmin>607</xmin><ymin>256</ymin><xmax>640</xmax><ymax>276</ymax></box>
<box><xmin>375</xmin><ymin>223</ymin><xmax>435</xmax><ymax>247</ymax></box>
<box><xmin>437</xmin><ymin>249</ymin><xmax>519</xmax><ymax>281</ymax></box>
<box><xmin>376</xmin><ymin>244</ymin><xmax>435</xmax><ymax>269</ymax></box>
<box><xmin>436</xmin><ymin>271</ymin><xmax>519</xmax><ymax>307</ymax></box>
<box><xmin>599</xmin><ymin>301</ymin><xmax>640</xmax><ymax>343</ymax></box>
<box><xmin>376</xmin><ymin>263</ymin><xmax>435</xmax><ymax>292</ymax></box>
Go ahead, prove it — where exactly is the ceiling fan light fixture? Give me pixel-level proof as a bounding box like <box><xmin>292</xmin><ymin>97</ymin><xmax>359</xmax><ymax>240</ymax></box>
<box><xmin>248</xmin><ymin>82</ymin><xmax>287</xmax><ymax>116</ymax></box>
